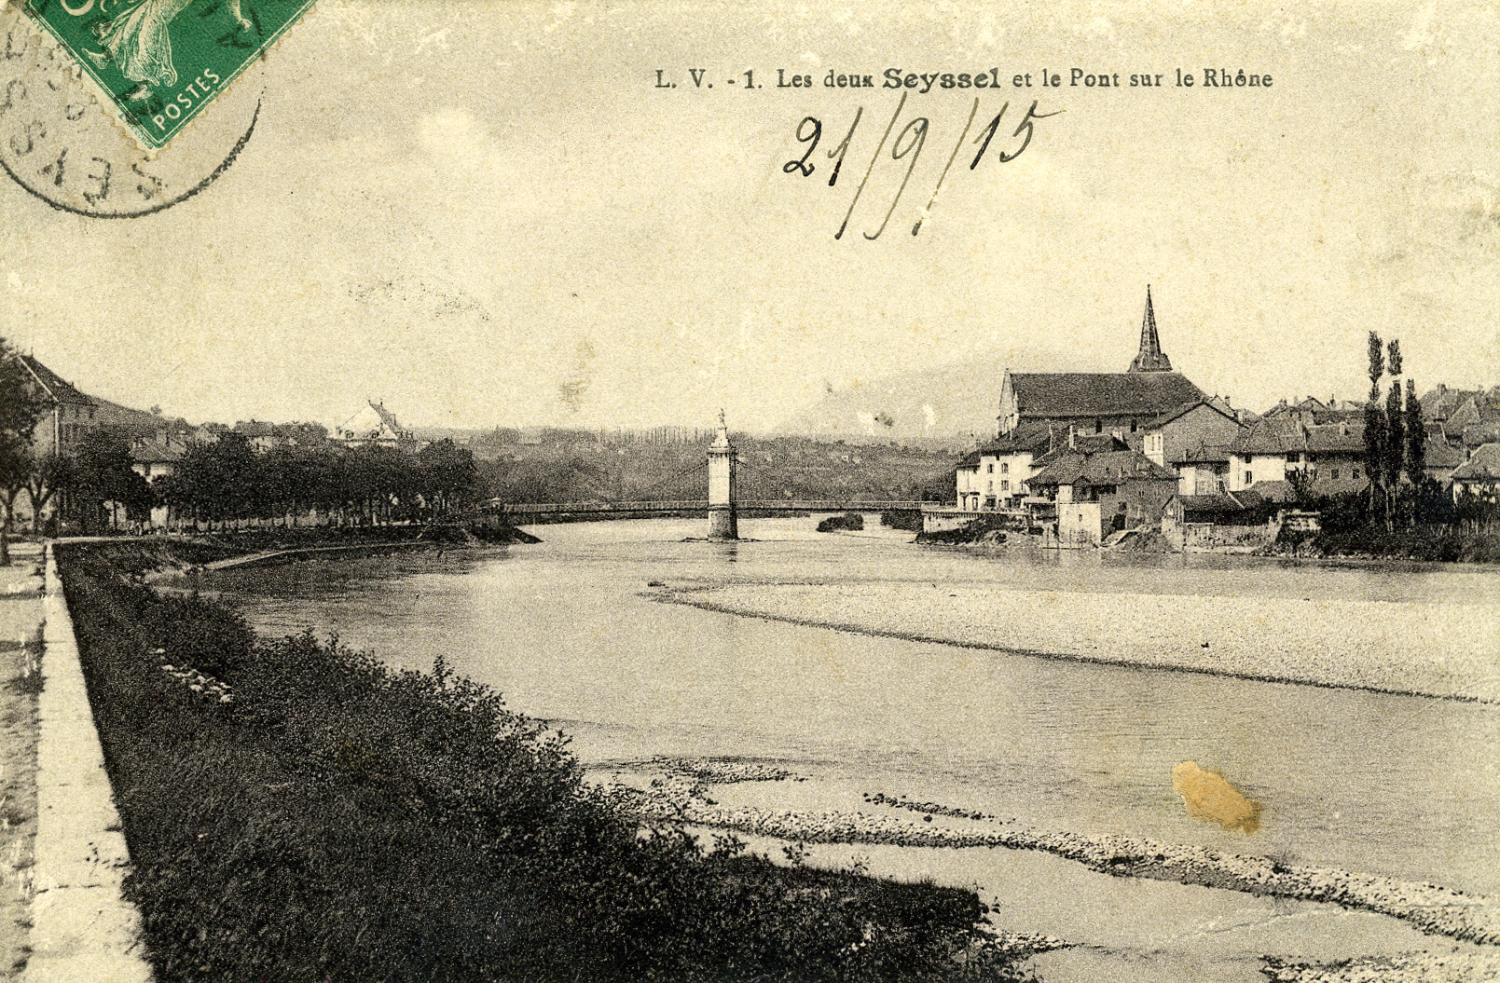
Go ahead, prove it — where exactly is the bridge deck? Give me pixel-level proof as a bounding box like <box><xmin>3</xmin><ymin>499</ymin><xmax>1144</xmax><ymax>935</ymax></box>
<box><xmin>488</xmin><ymin>500</ymin><xmax>925</xmax><ymax>515</ymax></box>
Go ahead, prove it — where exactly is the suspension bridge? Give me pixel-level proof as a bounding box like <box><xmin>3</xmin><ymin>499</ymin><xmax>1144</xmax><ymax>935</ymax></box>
<box><xmin>475</xmin><ymin>415</ymin><xmax>926</xmax><ymax>539</ymax></box>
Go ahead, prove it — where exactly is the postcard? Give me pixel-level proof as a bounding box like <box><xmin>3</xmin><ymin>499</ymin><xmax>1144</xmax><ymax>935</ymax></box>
<box><xmin>1</xmin><ymin>2</ymin><xmax>1497</xmax><ymax>981</ymax></box>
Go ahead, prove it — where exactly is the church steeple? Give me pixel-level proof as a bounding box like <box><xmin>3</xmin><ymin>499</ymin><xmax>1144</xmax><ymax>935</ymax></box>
<box><xmin>1128</xmin><ymin>285</ymin><xmax>1173</xmax><ymax>373</ymax></box>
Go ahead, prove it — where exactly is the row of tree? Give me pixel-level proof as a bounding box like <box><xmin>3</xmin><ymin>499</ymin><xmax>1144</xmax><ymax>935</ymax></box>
<box><xmin>156</xmin><ymin>435</ymin><xmax>480</xmax><ymax>527</ymax></box>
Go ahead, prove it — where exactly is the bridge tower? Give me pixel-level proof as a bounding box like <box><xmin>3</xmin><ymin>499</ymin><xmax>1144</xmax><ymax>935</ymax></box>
<box><xmin>707</xmin><ymin>410</ymin><xmax>738</xmax><ymax>541</ymax></box>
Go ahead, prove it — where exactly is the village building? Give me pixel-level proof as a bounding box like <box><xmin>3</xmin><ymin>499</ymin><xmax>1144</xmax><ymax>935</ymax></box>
<box><xmin>18</xmin><ymin>355</ymin><xmax>98</xmax><ymax>455</ymax></box>
<box><xmin>996</xmin><ymin>288</ymin><xmax>1206</xmax><ymax>439</ymax></box>
<box><xmin>1140</xmin><ymin>397</ymin><xmax>1243</xmax><ymax>493</ymax></box>
<box><xmin>1225</xmin><ymin>414</ymin><xmax>1366</xmax><ymax>493</ymax></box>
<box><xmin>1027</xmin><ymin>448</ymin><xmax>1177</xmax><ymax>547</ymax></box>
<box><xmin>1451</xmin><ymin>443</ymin><xmax>1500</xmax><ymax>502</ymax></box>
<box><xmin>129</xmin><ymin>436</ymin><xmax>186</xmax><ymax>482</ymax></box>
<box><xmin>964</xmin><ymin>421</ymin><xmax>1062</xmax><ymax>510</ymax></box>
<box><xmin>954</xmin><ymin>449</ymin><xmax>983</xmax><ymax>511</ymax></box>
<box><xmin>335</xmin><ymin>400</ymin><xmax>418</xmax><ymax>450</ymax></box>
<box><xmin>1172</xmin><ymin>444</ymin><xmax>1234</xmax><ymax>496</ymax></box>
<box><xmin>1160</xmin><ymin>491</ymin><xmax>1279</xmax><ymax>551</ymax></box>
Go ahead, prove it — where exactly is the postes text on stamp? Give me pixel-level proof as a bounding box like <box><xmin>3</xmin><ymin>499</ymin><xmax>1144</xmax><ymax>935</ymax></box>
<box><xmin>22</xmin><ymin>0</ymin><xmax>314</xmax><ymax>151</ymax></box>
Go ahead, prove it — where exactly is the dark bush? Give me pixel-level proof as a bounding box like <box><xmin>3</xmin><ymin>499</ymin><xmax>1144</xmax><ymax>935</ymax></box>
<box><xmin>880</xmin><ymin>509</ymin><xmax>924</xmax><ymax>531</ymax></box>
<box><xmin>816</xmin><ymin>512</ymin><xmax>865</xmax><ymax>533</ymax></box>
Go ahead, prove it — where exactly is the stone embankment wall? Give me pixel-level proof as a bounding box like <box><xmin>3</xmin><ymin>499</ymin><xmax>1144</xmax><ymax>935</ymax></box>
<box><xmin>25</xmin><ymin>546</ymin><xmax>151</xmax><ymax>983</ymax></box>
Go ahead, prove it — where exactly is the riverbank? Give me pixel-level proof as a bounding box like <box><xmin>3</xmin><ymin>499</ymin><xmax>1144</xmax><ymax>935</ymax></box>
<box><xmin>1263</xmin><ymin>523</ymin><xmax>1500</xmax><ymax>565</ymax></box>
<box><xmin>656</xmin><ymin>580</ymin><xmax>1500</xmax><ymax>703</ymax></box>
<box><xmin>52</xmin><ymin>541</ymin><xmax>1019</xmax><ymax>982</ymax></box>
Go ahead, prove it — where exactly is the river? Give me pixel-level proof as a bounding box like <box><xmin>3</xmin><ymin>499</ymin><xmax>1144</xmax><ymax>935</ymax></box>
<box><xmin>200</xmin><ymin>516</ymin><xmax>1500</xmax><ymax>981</ymax></box>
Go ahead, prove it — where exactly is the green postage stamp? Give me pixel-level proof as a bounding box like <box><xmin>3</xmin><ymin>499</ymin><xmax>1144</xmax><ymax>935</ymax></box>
<box><xmin>23</xmin><ymin>0</ymin><xmax>316</xmax><ymax>150</ymax></box>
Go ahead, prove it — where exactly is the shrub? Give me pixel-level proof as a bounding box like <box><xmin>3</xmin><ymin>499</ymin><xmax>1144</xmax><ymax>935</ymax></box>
<box><xmin>816</xmin><ymin>512</ymin><xmax>865</xmax><ymax>533</ymax></box>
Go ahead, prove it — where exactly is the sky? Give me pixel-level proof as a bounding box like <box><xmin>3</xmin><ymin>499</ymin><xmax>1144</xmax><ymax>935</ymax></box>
<box><xmin>2</xmin><ymin>0</ymin><xmax>1497</xmax><ymax>433</ymax></box>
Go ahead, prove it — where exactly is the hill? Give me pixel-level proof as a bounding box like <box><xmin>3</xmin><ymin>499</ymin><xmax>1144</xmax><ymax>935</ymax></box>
<box><xmin>775</xmin><ymin>345</ymin><xmax>1093</xmax><ymax>444</ymax></box>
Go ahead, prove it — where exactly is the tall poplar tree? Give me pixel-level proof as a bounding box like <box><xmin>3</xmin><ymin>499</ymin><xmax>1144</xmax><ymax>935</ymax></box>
<box><xmin>1363</xmin><ymin>331</ymin><xmax>1386</xmax><ymax>520</ymax></box>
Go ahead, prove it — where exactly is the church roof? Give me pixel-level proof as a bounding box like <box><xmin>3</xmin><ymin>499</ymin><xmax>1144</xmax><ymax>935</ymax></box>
<box><xmin>1008</xmin><ymin>371</ymin><xmax>1206</xmax><ymax>420</ymax></box>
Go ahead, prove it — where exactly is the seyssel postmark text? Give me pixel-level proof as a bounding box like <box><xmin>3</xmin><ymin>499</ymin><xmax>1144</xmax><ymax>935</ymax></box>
<box><xmin>20</xmin><ymin>0</ymin><xmax>313</xmax><ymax>150</ymax></box>
<box><xmin>0</xmin><ymin>11</ymin><xmax>258</xmax><ymax>217</ymax></box>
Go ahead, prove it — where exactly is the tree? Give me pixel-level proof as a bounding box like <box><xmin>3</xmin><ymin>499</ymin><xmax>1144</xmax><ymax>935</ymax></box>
<box><xmin>25</xmin><ymin>452</ymin><xmax>75</xmax><ymax>536</ymax></box>
<box><xmin>1363</xmin><ymin>331</ymin><xmax>1387</xmax><ymax>521</ymax></box>
<box><xmin>417</xmin><ymin>439</ymin><xmax>480</xmax><ymax>518</ymax></box>
<box><xmin>73</xmin><ymin>429</ymin><xmax>151</xmax><ymax>532</ymax></box>
<box><xmin>1384</xmin><ymin>340</ymin><xmax>1405</xmax><ymax>531</ymax></box>
<box><xmin>1404</xmin><ymin>378</ymin><xmax>1425</xmax><ymax>489</ymax></box>
<box><xmin>0</xmin><ymin>340</ymin><xmax>47</xmax><ymax>564</ymax></box>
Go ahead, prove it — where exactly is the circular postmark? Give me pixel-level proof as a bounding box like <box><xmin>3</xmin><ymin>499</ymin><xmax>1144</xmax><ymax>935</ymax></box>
<box><xmin>0</xmin><ymin>8</ymin><xmax>258</xmax><ymax>219</ymax></box>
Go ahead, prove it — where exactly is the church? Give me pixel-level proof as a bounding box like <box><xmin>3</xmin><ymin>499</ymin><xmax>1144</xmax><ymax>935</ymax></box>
<box><xmin>996</xmin><ymin>287</ymin><xmax>1205</xmax><ymax>438</ymax></box>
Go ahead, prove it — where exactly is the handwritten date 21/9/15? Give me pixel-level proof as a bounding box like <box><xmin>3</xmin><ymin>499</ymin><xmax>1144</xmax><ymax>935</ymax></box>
<box><xmin>783</xmin><ymin>95</ymin><xmax>1062</xmax><ymax>240</ymax></box>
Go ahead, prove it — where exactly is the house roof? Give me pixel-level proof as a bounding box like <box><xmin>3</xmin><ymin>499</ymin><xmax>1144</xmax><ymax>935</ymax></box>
<box><xmin>130</xmin><ymin>439</ymin><xmax>186</xmax><ymax>465</ymax></box>
<box><xmin>1461</xmin><ymin>421</ymin><xmax>1500</xmax><ymax>450</ymax></box>
<box><xmin>1143</xmin><ymin>397</ymin><xmax>1239</xmax><ymax>431</ymax></box>
<box><xmin>1424</xmin><ymin>440</ymin><xmax>1467</xmax><ymax>469</ymax></box>
<box><xmin>956</xmin><ymin>449</ymin><xmax>982</xmax><ymax>468</ymax></box>
<box><xmin>1029</xmin><ymin>449</ymin><xmax>1176</xmax><ymax>488</ymax></box>
<box><xmin>1007</xmin><ymin>371</ymin><xmax>1205</xmax><ymax>420</ymax></box>
<box><xmin>1242</xmin><ymin>476</ymin><xmax>1370</xmax><ymax>503</ymax></box>
<box><xmin>1030</xmin><ymin>432</ymin><xmax>1129</xmax><ymax>469</ymax></box>
<box><xmin>985</xmin><ymin>419</ymin><xmax>1061</xmax><ymax>456</ymax></box>
<box><xmin>234</xmin><ymin>420</ymin><xmax>276</xmax><ymax>438</ymax></box>
<box><xmin>18</xmin><ymin>355</ymin><xmax>93</xmax><ymax>406</ymax></box>
<box><xmin>1452</xmin><ymin>443</ymin><xmax>1500</xmax><ymax>483</ymax></box>
<box><xmin>1229</xmin><ymin>416</ymin><xmax>1364</xmax><ymax>456</ymax></box>
<box><xmin>1168</xmin><ymin>493</ymin><xmax>1251</xmax><ymax>521</ymax></box>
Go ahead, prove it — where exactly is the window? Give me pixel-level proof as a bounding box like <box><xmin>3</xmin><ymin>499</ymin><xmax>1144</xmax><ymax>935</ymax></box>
<box><xmin>1002</xmin><ymin>480</ymin><xmax>1010</xmax><ymax>492</ymax></box>
<box><xmin>1244</xmin><ymin>471</ymin><xmax>1253</xmax><ymax>485</ymax></box>
<box><xmin>987</xmin><ymin>463</ymin><xmax>994</xmax><ymax>473</ymax></box>
<box><xmin>1094</xmin><ymin>418</ymin><xmax>1103</xmax><ymax>433</ymax></box>
<box><xmin>1331</xmin><ymin>467</ymin><xmax>1340</xmax><ymax>479</ymax></box>
<box><xmin>1001</xmin><ymin>462</ymin><xmax>1009</xmax><ymax>474</ymax></box>
<box><xmin>1352</xmin><ymin>467</ymin><xmax>1361</xmax><ymax>479</ymax></box>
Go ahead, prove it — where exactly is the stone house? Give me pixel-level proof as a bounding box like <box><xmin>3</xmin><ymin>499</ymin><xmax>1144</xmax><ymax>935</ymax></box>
<box><xmin>1028</xmin><ymin>448</ymin><xmax>1178</xmax><ymax>547</ymax></box>
<box><xmin>1226</xmin><ymin>415</ymin><xmax>1367</xmax><ymax>492</ymax></box>
<box><xmin>1140</xmin><ymin>397</ymin><xmax>1244</xmax><ymax>493</ymax></box>
<box><xmin>1160</xmin><ymin>492</ymin><xmax>1276</xmax><ymax>551</ymax></box>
